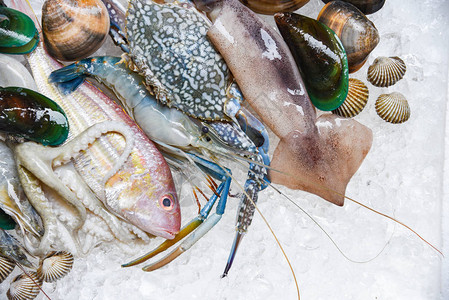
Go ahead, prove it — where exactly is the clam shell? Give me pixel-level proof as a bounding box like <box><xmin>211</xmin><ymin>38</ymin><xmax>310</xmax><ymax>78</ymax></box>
<box><xmin>37</xmin><ymin>251</ymin><xmax>74</xmax><ymax>283</ymax></box>
<box><xmin>321</xmin><ymin>0</ymin><xmax>385</xmax><ymax>14</ymax></box>
<box><xmin>42</xmin><ymin>0</ymin><xmax>110</xmax><ymax>61</ymax></box>
<box><xmin>0</xmin><ymin>256</ymin><xmax>15</xmax><ymax>283</ymax></box>
<box><xmin>6</xmin><ymin>272</ymin><xmax>42</xmax><ymax>300</ymax></box>
<box><xmin>367</xmin><ymin>56</ymin><xmax>406</xmax><ymax>87</ymax></box>
<box><xmin>375</xmin><ymin>92</ymin><xmax>410</xmax><ymax>124</ymax></box>
<box><xmin>332</xmin><ymin>78</ymin><xmax>369</xmax><ymax>118</ymax></box>
<box><xmin>239</xmin><ymin>0</ymin><xmax>310</xmax><ymax>15</ymax></box>
<box><xmin>318</xmin><ymin>1</ymin><xmax>380</xmax><ymax>73</ymax></box>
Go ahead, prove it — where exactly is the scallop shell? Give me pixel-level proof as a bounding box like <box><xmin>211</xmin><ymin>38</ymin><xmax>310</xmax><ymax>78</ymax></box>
<box><xmin>37</xmin><ymin>251</ymin><xmax>74</xmax><ymax>283</ymax></box>
<box><xmin>375</xmin><ymin>92</ymin><xmax>410</xmax><ymax>124</ymax></box>
<box><xmin>0</xmin><ymin>256</ymin><xmax>15</xmax><ymax>283</ymax></box>
<box><xmin>332</xmin><ymin>78</ymin><xmax>369</xmax><ymax>118</ymax></box>
<box><xmin>367</xmin><ymin>56</ymin><xmax>406</xmax><ymax>87</ymax></box>
<box><xmin>42</xmin><ymin>0</ymin><xmax>110</xmax><ymax>61</ymax></box>
<box><xmin>318</xmin><ymin>1</ymin><xmax>380</xmax><ymax>73</ymax></box>
<box><xmin>321</xmin><ymin>0</ymin><xmax>385</xmax><ymax>14</ymax></box>
<box><xmin>6</xmin><ymin>272</ymin><xmax>42</xmax><ymax>300</ymax></box>
<box><xmin>239</xmin><ymin>0</ymin><xmax>310</xmax><ymax>15</ymax></box>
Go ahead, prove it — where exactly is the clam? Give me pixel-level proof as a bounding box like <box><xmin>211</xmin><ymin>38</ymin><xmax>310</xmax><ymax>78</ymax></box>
<box><xmin>7</xmin><ymin>272</ymin><xmax>42</xmax><ymax>300</ymax></box>
<box><xmin>0</xmin><ymin>7</ymin><xmax>39</xmax><ymax>54</ymax></box>
<box><xmin>275</xmin><ymin>12</ymin><xmax>349</xmax><ymax>111</ymax></box>
<box><xmin>42</xmin><ymin>0</ymin><xmax>110</xmax><ymax>61</ymax></box>
<box><xmin>367</xmin><ymin>56</ymin><xmax>406</xmax><ymax>87</ymax></box>
<box><xmin>332</xmin><ymin>78</ymin><xmax>369</xmax><ymax>117</ymax></box>
<box><xmin>0</xmin><ymin>255</ymin><xmax>15</xmax><ymax>283</ymax></box>
<box><xmin>0</xmin><ymin>54</ymin><xmax>38</xmax><ymax>89</ymax></box>
<box><xmin>318</xmin><ymin>1</ymin><xmax>380</xmax><ymax>73</ymax></box>
<box><xmin>321</xmin><ymin>0</ymin><xmax>385</xmax><ymax>14</ymax></box>
<box><xmin>0</xmin><ymin>87</ymin><xmax>69</xmax><ymax>146</ymax></box>
<box><xmin>238</xmin><ymin>0</ymin><xmax>310</xmax><ymax>15</ymax></box>
<box><xmin>375</xmin><ymin>92</ymin><xmax>410</xmax><ymax>124</ymax></box>
<box><xmin>37</xmin><ymin>251</ymin><xmax>74</xmax><ymax>283</ymax></box>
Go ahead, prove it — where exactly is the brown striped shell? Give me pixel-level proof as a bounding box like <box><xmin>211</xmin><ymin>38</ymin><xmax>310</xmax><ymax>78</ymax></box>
<box><xmin>367</xmin><ymin>56</ymin><xmax>406</xmax><ymax>87</ymax></box>
<box><xmin>332</xmin><ymin>78</ymin><xmax>369</xmax><ymax>118</ymax></box>
<box><xmin>37</xmin><ymin>251</ymin><xmax>74</xmax><ymax>283</ymax></box>
<box><xmin>6</xmin><ymin>272</ymin><xmax>42</xmax><ymax>300</ymax></box>
<box><xmin>318</xmin><ymin>1</ymin><xmax>379</xmax><ymax>73</ymax></box>
<box><xmin>42</xmin><ymin>0</ymin><xmax>110</xmax><ymax>61</ymax></box>
<box><xmin>321</xmin><ymin>0</ymin><xmax>385</xmax><ymax>14</ymax></box>
<box><xmin>375</xmin><ymin>92</ymin><xmax>410</xmax><ymax>124</ymax></box>
<box><xmin>239</xmin><ymin>0</ymin><xmax>310</xmax><ymax>15</ymax></box>
<box><xmin>0</xmin><ymin>256</ymin><xmax>15</xmax><ymax>283</ymax></box>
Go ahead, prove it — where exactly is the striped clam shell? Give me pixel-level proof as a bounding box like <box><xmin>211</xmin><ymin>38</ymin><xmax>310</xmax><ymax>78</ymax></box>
<box><xmin>375</xmin><ymin>92</ymin><xmax>410</xmax><ymax>124</ymax></box>
<box><xmin>333</xmin><ymin>78</ymin><xmax>369</xmax><ymax>118</ymax></box>
<box><xmin>367</xmin><ymin>56</ymin><xmax>406</xmax><ymax>87</ymax></box>
<box><xmin>37</xmin><ymin>251</ymin><xmax>74</xmax><ymax>283</ymax></box>
<box><xmin>6</xmin><ymin>272</ymin><xmax>42</xmax><ymax>300</ymax></box>
<box><xmin>0</xmin><ymin>256</ymin><xmax>15</xmax><ymax>283</ymax></box>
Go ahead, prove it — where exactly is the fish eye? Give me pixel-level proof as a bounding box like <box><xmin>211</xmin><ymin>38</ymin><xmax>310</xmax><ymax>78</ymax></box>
<box><xmin>160</xmin><ymin>194</ymin><xmax>175</xmax><ymax>211</ymax></box>
<box><xmin>201</xmin><ymin>126</ymin><xmax>209</xmax><ymax>134</ymax></box>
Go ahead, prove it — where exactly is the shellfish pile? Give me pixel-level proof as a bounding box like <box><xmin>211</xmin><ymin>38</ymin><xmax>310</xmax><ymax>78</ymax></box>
<box><xmin>0</xmin><ymin>0</ymin><xmax>445</xmax><ymax>299</ymax></box>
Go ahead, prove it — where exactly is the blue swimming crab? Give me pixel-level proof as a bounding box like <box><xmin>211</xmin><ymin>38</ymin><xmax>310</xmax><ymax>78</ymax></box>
<box><xmin>100</xmin><ymin>0</ymin><xmax>271</xmax><ymax>276</ymax></box>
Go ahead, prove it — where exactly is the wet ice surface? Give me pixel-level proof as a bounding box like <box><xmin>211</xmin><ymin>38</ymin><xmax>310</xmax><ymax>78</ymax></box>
<box><xmin>1</xmin><ymin>0</ymin><xmax>448</xmax><ymax>299</ymax></box>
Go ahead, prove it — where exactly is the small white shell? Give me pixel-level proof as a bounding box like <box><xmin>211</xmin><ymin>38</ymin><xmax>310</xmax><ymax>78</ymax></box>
<box><xmin>0</xmin><ymin>256</ymin><xmax>15</xmax><ymax>283</ymax></box>
<box><xmin>333</xmin><ymin>78</ymin><xmax>369</xmax><ymax>118</ymax></box>
<box><xmin>375</xmin><ymin>92</ymin><xmax>410</xmax><ymax>124</ymax></box>
<box><xmin>37</xmin><ymin>251</ymin><xmax>74</xmax><ymax>283</ymax></box>
<box><xmin>6</xmin><ymin>272</ymin><xmax>42</xmax><ymax>300</ymax></box>
<box><xmin>367</xmin><ymin>56</ymin><xmax>406</xmax><ymax>87</ymax></box>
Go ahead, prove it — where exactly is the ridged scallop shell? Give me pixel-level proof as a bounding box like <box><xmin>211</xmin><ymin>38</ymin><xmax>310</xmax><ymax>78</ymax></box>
<box><xmin>333</xmin><ymin>78</ymin><xmax>369</xmax><ymax>117</ymax></box>
<box><xmin>318</xmin><ymin>1</ymin><xmax>380</xmax><ymax>73</ymax></box>
<box><xmin>375</xmin><ymin>92</ymin><xmax>410</xmax><ymax>124</ymax></box>
<box><xmin>6</xmin><ymin>272</ymin><xmax>42</xmax><ymax>300</ymax></box>
<box><xmin>321</xmin><ymin>0</ymin><xmax>385</xmax><ymax>14</ymax></box>
<box><xmin>367</xmin><ymin>56</ymin><xmax>406</xmax><ymax>87</ymax></box>
<box><xmin>239</xmin><ymin>0</ymin><xmax>310</xmax><ymax>15</ymax></box>
<box><xmin>42</xmin><ymin>0</ymin><xmax>110</xmax><ymax>61</ymax></box>
<box><xmin>0</xmin><ymin>256</ymin><xmax>15</xmax><ymax>283</ymax></box>
<box><xmin>37</xmin><ymin>251</ymin><xmax>74</xmax><ymax>283</ymax></box>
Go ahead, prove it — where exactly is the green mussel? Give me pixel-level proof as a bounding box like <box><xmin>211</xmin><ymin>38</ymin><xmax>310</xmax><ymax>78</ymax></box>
<box><xmin>0</xmin><ymin>209</ymin><xmax>15</xmax><ymax>230</ymax></box>
<box><xmin>0</xmin><ymin>87</ymin><xmax>69</xmax><ymax>145</ymax></box>
<box><xmin>0</xmin><ymin>6</ymin><xmax>39</xmax><ymax>54</ymax></box>
<box><xmin>275</xmin><ymin>12</ymin><xmax>349</xmax><ymax>111</ymax></box>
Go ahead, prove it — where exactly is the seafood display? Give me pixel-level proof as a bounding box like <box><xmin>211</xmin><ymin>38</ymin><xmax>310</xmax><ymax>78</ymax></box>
<box><xmin>42</xmin><ymin>0</ymin><xmax>110</xmax><ymax>61</ymax></box>
<box><xmin>0</xmin><ymin>0</ymin><xmax>444</xmax><ymax>299</ymax></box>
<box><xmin>375</xmin><ymin>92</ymin><xmax>410</xmax><ymax>124</ymax></box>
<box><xmin>275</xmin><ymin>12</ymin><xmax>349</xmax><ymax>111</ymax></box>
<box><xmin>318</xmin><ymin>0</ymin><xmax>379</xmax><ymax>73</ymax></box>
<box><xmin>367</xmin><ymin>56</ymin><xmax>406</xmax><ymax>87</ymax></box>
<box><xmin>0</xmin><ymin>6</ymin><xmax>39</xmax><ymax>54</ymax></box>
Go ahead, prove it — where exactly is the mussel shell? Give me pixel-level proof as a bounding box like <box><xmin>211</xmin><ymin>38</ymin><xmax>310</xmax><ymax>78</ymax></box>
<box><xmin>37</xmin><ymin>251</ymin><xmax>74</xmax><ymax>283</ymax></box>
<box><xmin>332</xmin><ymin>78</ymin><xmax>369</xmax><ymax>117</ymax></box>
<box><xmin>321</xmin><ymin>0</ymin><xmax>385</xmax><ymax>14</ymax></box>
<box><xmin>0</xmin><ymin>7</ymin><xmax>39</xmax><ymax>54</ymax></box>
<box><xmin>275</xmin><ymin>12</ymin><xmax>349</xmax><ymax>111</ymax></box>
<box><xmin>0</xmin><ymin>208</ymin><xmax>16</xmax><ymax>230</ymax></box>
<box><xmin>7</xmin><ymin>272</ymin><xmax>42</xmax><ymax>300</ymax></box>
<box><xmin>318</xmin><ymin>1</ymin><xmax>380</xmax><ymax>73</ymax></box>
<box><xmin>0</xmin><ymin>87</ymin><xmax>69</xmax><ymax>146</ymax></box>
<box><xmin>0</xmin><ymin>255</ymin><xmax>15</xmax><ymax>283</ymax></box>
<box><xmin>238</xmin><ymin>0</ymin><xmax>310</xmax><ymax>15</ymax></box>
<box><xmin>367</xmin><ymin>56</ymin><xmax>406</xmax><ymax>87</ymax></box>
<box><xmin>375</xmin><ymin>92</ymin><xmax>410</xmax><ymax>124</ymax></box>
<box><xmin>42</xmin><ymin>0</ymin><xmax>110</xmax><ymax>61</ymax></box>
